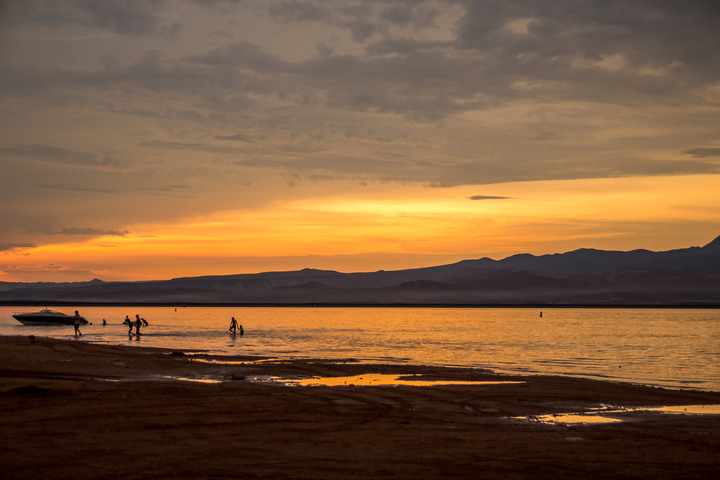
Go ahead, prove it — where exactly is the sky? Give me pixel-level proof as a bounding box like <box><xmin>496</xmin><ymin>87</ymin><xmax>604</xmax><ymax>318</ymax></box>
<box><xmin>1</xmin><ymin>0</ymin><xmax>719</xmax><ymax>282</ymax></box>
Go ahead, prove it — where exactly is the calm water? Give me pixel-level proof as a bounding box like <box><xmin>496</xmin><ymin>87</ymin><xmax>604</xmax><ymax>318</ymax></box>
<box><xmin>1</xmin><ymin>306</ymin><xmax>718</xmax><ymax>391</ymax></box>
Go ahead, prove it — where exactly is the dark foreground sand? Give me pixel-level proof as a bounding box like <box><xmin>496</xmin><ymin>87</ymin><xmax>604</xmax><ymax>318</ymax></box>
<box><xmin>1</xmin><ymin>336</ymin><xmax>719</xmax><ymax>479</ymax></box>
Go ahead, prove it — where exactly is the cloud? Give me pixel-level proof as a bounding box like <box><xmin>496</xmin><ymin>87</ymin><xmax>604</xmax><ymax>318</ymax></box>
<box><xmin>188</xmin><ymin>41</ymin><xmax>285</xmax><ymax>70</ymax></box>
<box><xmin>140</xmin><ymin>185</ymin><xmax>195</xmax><ymax>198</ymax></box>
<box><xmin>683</xmin><ymin>148</ymin><xmax>720</xmax><ymax>158</ymax></box>
<box><xmin>454</xmin><ymin>0</ymin><xmax>720</xmax><ymax>100</ymax></box>
<box><xmin>0</xmin><ymin>243</ymin><xmax>36</xmax><ymax>253</ymax></box>
<box><xmin>25</xmin><ymin>226</ymin><xmax>128</xmax><ymax>237</ymax></box>
<box><xmin>6</xmin><ymin>2</ymin><xmax>718</xmax><ymax>129</ymax></box>
<box><xmin>468</xmin><ymin>195</ymin><xmax>512</xmax><ymax>200</ymax></box>
<box><xmin>1</xmin><ymin>0</ymin><xmax>720</xmax><ymax>254</ymax></box>
<box><xmin>56</xmin><ymin>227</ymin><xmax>128</xmax><ymax>237</ymax></box>
<box><xmin>0</xmin><ymin>145</ymin><xmax>119</xmax><ymax>168</ymax></box>
<box><xmin>267</xmin><ymin>1</ymin><xmax>331</xmax><ymax>23</ymax></box>
<box><xmin>378</xmin><ymin>3</ymin><xmax>440</xmax><ymax>28</ymax></box>
<box><xmin>366</xmin><ymin>38</ymin><xmax>453</xmax><ymax>56</ymax></box>
<box><xmin>38</xmin><ymin>184</ymin><xmax>115</xmax><ymax>194</ymax></box>
<box><xmin>138</xmin><ymin>140</ymin><xmax>246</xmax><ymax>154</ymax></box>
<box><xmin>1</xmin><ymin>0</ymin><xmax>168</xmax><ymax>35</ymax></box>
<box><xmin>214</xmin><ymin>133</ymin><xmax>254</xmax><ymax>142</ymax></box>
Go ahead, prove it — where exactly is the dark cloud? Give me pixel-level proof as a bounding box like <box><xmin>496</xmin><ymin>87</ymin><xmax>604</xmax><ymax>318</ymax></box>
<box><xmin>56</xmin><ymin>227</ymin><xmax>128</xmax><ymax>237</ymax></box>
<box><xmin>0</xmin><ymin>243</ymin><xmax>35</xmax><ymax>253</ymax></box>
<box><xmin>0</xmin><ymin>145</ymin><xmax>118</xmax><ymax>168</ymax></box>
<box><xmin>5</xmin><ymin>2</ymin><xmax>717</xmax><ymax>127</ymax></box>
<box><xmin>344</xmin><ymin>18</ymin><xmax>377</xmax><ymax>42</ymax></box>
<box><xmin>138</xmin><ymin>140</ymin><xmax>246</xmax><ymax>154</ymax></box>
<box><xmin>1</xmin><ymin>0</ymin><xmax>167</xmax><ymax>35</ymax></box>
<box><xmin>468</xmin><ymin>195</ymin><xmax>512</xmax><ymax>200</ymax></box>
<box><xmin>153</xmin><ymin>185</ymin><xmax>190</xmax><ymax>190</ymax></box>
<box><xmin>140</xmin><ymin>185</ymin><xmax>195</xmax><ymax>198</ymax></box>
<box><xmin>214</xmin><ymin>133</ymin><xmax>254</xmax><ymax>142</ymax></box>
<box><xmin>683</xmin><ymin>148</ymin><xmax>720</xmax><ymax>158</ymax></box>
<box><xmin>1</xmin><ymin>1</ymin><xmax>719</xmax><ymax>198</ymax></box>
<box><xmin>379</xmin><ymin>3</ymin><xmax>440</xmax><ymax>28</ymax></box>
<box><xmin>455</xmin><ymin>0</ymin><xmax>720</xmax><ymax>93</ymax></box>
<box><xmin>189</xmin><ymin>41</ymin><xmax>285</xmax><ymax>70</ymax></box>
<box><xmin>268</xmin><ymin>0</ymin><xmax>331</xmax><ymax>22</ymax></box>
<box><xmin>23</xmin><ymin>225</ymin><xmax>128</xmax><ymax>237</ymax></box>
<box><xmin>38</xmin><ymin>184</ymin><xmax>115</xmax><ymax>194</ymax></box>
<box><xmin>266</xmin><ymin>0</ymin><xmax>440</xmax><ymax>32</ymax></box>
<box><xmin>366</xmin><ymin>38</ymin><xmax>453</xmax><ymax>55</ymax></box>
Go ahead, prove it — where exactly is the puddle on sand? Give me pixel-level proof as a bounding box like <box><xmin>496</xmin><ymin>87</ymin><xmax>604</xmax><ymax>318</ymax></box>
<box><xmin>519</xmin><ymin>404</ymin><xmax>720</xmax><ymax>426</ymax></box>
<box><xmin>642</xmin><ymin>404</ymin><xmax>720</xmax><ymax>414</ymax></box>
<box><xmin>188</xmin><ymin>358</ymin><xmax>273</xmax><ymax>366</ymax></box>
<box><xmin>157</xmin><ymin>375</ymin><xmax>223</xmax><ymax>384</ymax></box>
<box><xmin>527</xmin><ymin>413</ymin><xmax>625</xmax><ymax>425</ymax></box>
<box><xmin>252</xmin><ymin>373</ymin><xmax>524</xmax><ymax>387</ymax></box>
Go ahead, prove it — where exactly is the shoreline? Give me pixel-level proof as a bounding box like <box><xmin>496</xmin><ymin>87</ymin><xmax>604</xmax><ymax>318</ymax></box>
<box><xmin>2</xmin><ymin>301</ymin><xmax>720</xmax><ymax>308</ymax></box>
<box><xmin>2</xmin><ymin>335</ymin><xmax>720</xmax><ymax>479</ymax></box>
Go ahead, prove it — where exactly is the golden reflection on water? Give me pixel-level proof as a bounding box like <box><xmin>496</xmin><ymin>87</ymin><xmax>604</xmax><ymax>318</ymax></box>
<box><xmin>274</xmin><ymin>373</ymin><xmax>524</xmax><ymax>387</ymax></box>
<box><xmin>642</xmin><ymin>404</ymin><xmax>720</xmax><ymax>414</ymax></box>
<box><xmin>531</xmin><ymin>413</ymin><xmax>624</xmax><ymax>425</ymax></box>
<box><xmin>522</xmin><ymin>404</ymin><xmax>720</xmax><ymax>425</ymax></box>
<box><xmin>159</xmin><ymin>375</ymin><xmax>223</xmax><ymax>384</ymax></box>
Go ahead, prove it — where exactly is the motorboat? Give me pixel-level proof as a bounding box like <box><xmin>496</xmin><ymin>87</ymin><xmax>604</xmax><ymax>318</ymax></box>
<box><xmin>12</xmin><ymin>308</ymin><xmax>89</xmax><ymax>326</ymax></box>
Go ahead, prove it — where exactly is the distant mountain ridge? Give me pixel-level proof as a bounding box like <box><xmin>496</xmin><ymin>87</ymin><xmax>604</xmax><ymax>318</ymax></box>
<box><xmin>2</xmin><ymin>235</ymin><xmax>720</xmax><ymax>305</ymax></box>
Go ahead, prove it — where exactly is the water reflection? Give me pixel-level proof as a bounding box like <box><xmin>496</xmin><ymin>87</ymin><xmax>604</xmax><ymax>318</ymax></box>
<box><xmin>253</xmin><ymin>373</ymin><xmax>524</xmax><ymax>387</ymax></box>
<box><xmin>158</xmin><ymin>375</ymin><xmax>222</xmax><ymax>384</ymax></box>
<box><xmin>2</xmin><ymin>306</ymin><xmax>719</xmax><ymax>391</ymax></box>
<box><xmin>518</xmin><ymin>404</ymin><xmax>720</xmax><ymax>425</ymax></box>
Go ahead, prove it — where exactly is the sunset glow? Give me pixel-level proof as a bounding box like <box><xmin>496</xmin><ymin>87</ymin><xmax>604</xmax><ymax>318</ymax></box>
<box><xmin>3</xmin><ymin>174</ymin><xmax>718</xmax><ymax>282</ymax></box>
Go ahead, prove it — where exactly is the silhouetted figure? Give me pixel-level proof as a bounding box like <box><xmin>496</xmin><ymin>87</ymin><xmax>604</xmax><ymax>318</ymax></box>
<box><xmin>539</xmin><ymin>311</ymin><xmax>543</xmax><ymax>318</ymax></box>
<box><xmin>73</xmin><ymin>310</ymin><xmax>82</xmax><ymax>337</ymax></box>
<box><xmin>141</xmin><ymin>317</ymin><xmax>148</xmax><ymax>326</ymax></box>
<box><xmin>229</xmin><ymin>317</ymin><xmax>239</xmax><ymax>334</ymax></box>
<box><xmin>239</xmin><ymin>324</ymin><xmax>244</xmax><ymax>336</ymax></box>
<box><xmin>102</xmin><ymin>318</ymin><xmax>107</xmax><ymax>326</ymax></box>
<box><xmin>124</xmin><ymin>315</ymin><xmax>133</xmax><ymax>335</ymax></box>
<box><xmin>135</xmin><ymin>314</ymin><xmax>142</xmax><ymax>336</ymax></box>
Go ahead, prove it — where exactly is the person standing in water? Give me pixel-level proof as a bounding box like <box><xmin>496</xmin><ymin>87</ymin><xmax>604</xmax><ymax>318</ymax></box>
<box><xmin>73</xmin><ymin>310</ymin><xmax>83</xmax><ymax>337</ymax></box>
<box><xmin>135</xmin><ymin>314</ymin><xmax>142</xmax><ymax>336</ymax></box>
<box><xmin>229</xmin><ymin>317</ymin><xmax>239</xmax><ymax>334</ymax></box>
<box><xmin>125</xmin><ymin>315</ymin><xmax>133</xmax><ymax>335</ymax></box>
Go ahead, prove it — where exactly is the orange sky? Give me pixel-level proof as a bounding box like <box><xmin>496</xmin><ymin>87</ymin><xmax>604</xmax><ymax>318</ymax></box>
<box><xmin>1</xmin><ymin>2</ymin><xmax>719</xmax><ymax>282</ymax></box>
<box><xmin>3</xmin><ymin>175</ymin><xmax>718</xmax><ymax>281</ymax></box>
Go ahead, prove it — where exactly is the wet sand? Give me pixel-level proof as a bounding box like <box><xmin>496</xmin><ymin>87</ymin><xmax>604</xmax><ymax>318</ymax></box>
<box><xmin>1</xmin><ymin>335</ymin><xmax>719</xmax><ymax>479</ymax></box>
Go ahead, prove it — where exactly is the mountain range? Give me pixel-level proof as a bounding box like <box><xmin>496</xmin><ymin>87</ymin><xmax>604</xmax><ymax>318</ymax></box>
<box><xmin>2</xmin><ymin>235</ymin><xmax>720</xmax><ymax>306</ymax></box>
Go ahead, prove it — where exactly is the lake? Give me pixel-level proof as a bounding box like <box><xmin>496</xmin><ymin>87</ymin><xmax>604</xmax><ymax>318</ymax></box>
<box><xmin>1</xmin><ymin>306</ymin><xmax>718</xmax><ymax>391</ymax></box>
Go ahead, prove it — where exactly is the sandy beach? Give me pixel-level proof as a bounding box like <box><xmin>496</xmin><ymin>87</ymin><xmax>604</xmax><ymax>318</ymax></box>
<box><xmin>1</xmin><ymin>335</ymin><xmax>719</xmax><ymax>479</ymax></box>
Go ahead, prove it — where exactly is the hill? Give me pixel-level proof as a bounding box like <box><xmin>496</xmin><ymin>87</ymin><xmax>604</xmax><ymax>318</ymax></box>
<box><xmin>1</xmin><ymin>235</ymin><xmax>719</xmax><ymax>306</ymax></box>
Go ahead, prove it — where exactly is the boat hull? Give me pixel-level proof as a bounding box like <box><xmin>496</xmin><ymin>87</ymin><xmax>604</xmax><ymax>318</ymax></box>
<box><xmin>12</xmin><ymin>310</ymin><xmax>88</xmax><ymax>326</ymax></box>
